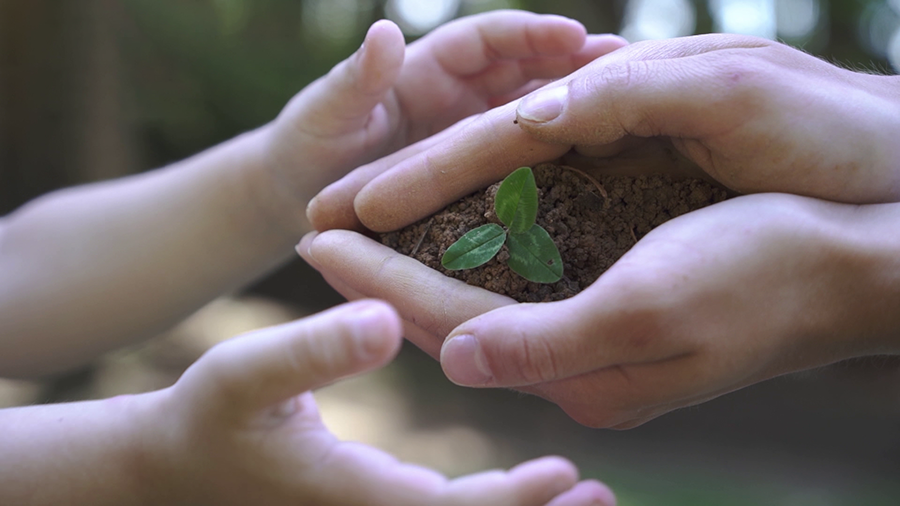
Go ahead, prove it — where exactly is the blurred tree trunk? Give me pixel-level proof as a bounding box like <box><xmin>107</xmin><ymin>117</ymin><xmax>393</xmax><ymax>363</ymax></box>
<box><xmin>0</xmin><ymin>0</ymin><xmax>133</xmax><ymax>215</ymax></box>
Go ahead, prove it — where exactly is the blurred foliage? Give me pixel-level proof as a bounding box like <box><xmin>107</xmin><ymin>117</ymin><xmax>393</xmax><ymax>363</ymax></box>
<box><xmin>115</xmin><ymin>0</ymin><xmax>890</xmax><ymax>170</ymax></box>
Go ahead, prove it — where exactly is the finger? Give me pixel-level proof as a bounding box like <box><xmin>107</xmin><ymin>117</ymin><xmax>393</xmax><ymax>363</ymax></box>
<box><xmin>307</xmin><ymin>114</ymin><xmax>479</xmax><ymax>232</ymax></box>
<box><xmin>439</xmin><ymin>456</ymin><xmax>578</xmax><ymax>506</ymax></box>
<box><xmin>298</xmin><ymin>233</ymin><xmax>447</xmax><ymax>358</ymax></box>
<box><xmin>285</xmin><ymin>19</ymin><xmax>405</xmax><ymax>137</ymax></box>
<box><xmin>518</xmin><ymin>34</ymin><xmax>629</xmax><ymax>80</ymax></box>
<box><xmin>311</xmin><ymin>445</ymin><xmax>579</xmax><ymax>506</ymax></box>
<box><xmin>474</xmin><ymin>33</ymin><xmax>628</xmax><ymax>99</ymax></box>
<box><xmin>189</xmin><ymin>300</ymin><xmax>402</xmax><ymax>420</ymax></box>
<box><xmin>515</xmin><ymin>34</ymin><xmax>773</xmax><ymax>145</ymax></box>
<box><xmin>544</xmin><ymin>480</ymin><xmax>617</xmax><ymax>506</ymax></box>
<box><xmin>307</xmin><ymin>229</ymin><xmax>515</xmax><ymax>339</ymax></box>
<box><xmin>354</xmin><ymin>100</ymin><xmax>571</xmax><ymax>232</ymax></box>
<box><xmin>439</xmin><ymin>267</ymin><xmax>688</xmax><ymax>388</ymax></box>
<box><xmin>416</xmin><ymin>11</ymin><xmax>589</xmax><ymax>79</ymax></box>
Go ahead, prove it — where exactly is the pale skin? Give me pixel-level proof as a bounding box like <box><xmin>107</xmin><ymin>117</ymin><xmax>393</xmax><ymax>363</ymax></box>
<box><xmin>0</xmin><ymin>11</ymin><xmax>627</xmax><ymax>505</ymax></box>
<box><xmin>0</xmin><ymin>10</ymin><xmax>626</xmax><ymax>378</ymax></box>
<box><xmin>303</xmin><ymin>33</ymin><xmax>900</xmax><ymax>428</ymax></box>
<box><xmin>0</xmin><ymin>300</ymin><xmax>615</xmax><ymax>506</ymax></box>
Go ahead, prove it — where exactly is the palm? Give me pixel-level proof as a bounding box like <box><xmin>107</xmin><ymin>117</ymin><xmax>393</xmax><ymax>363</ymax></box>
<box><xmin>514</xmin><ymin>193</ymin><xmax>847</xmax><ymax>428</ymax></box>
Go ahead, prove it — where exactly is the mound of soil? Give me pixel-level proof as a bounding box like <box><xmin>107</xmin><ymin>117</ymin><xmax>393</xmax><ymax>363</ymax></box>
<box><xmin>380</xmin><ymin>163</ymin><xmax>728</xmax><ymax>303</ymax></box>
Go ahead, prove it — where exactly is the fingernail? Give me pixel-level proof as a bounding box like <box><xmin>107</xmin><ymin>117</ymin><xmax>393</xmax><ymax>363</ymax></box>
<box><xmin>441</xmin><ymin>335</ymin><xmax>492</xmax><ymax>385</ymax></box>
<box><xmin>350</xmin><ymin>303</ymin><xmax>389</xmax><ymax>359</ymax></box>
<box><xmin>517</xmin><ymin>85</ymin><xmax>567</xmax><ymax>123</ymax></box>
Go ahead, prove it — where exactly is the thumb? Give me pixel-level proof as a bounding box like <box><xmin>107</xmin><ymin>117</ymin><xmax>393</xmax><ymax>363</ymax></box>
<box><xmin>287</xmin><ymin>19</ymin><xmax>405</xmax><ymax>136</ymax></box>
<box><xmin>439</xmin><ymin>278</ymin><xmax>678</xmax><ymax>388</ymax></box>
<box><xmin>513</xmin><ymin>34</ymin><xmax>771</xmax><ymax>146</ymax></box>
<box><xmin>190</xmin><ymin>300</ymin><xmax>402</xmax><ymax>421</ymax></box>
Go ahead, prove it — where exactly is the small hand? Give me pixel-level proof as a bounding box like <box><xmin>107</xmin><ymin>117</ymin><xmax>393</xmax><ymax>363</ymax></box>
<box><xmin>263</xmin><ymin>11</ymin><xmax>625</xmax><ymax>231</ymax></box>
<box><xmin>300</xmin><ymin>195</ymin><xmax>900</xmax><ymax>429</ymax></box>
<box><xmin>135</xmin><ymin>300</ymin><xmax>615</xmax><ymax>505</ymax></box>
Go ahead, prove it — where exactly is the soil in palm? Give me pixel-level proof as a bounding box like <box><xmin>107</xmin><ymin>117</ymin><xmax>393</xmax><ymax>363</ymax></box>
<box><xmin>380</xmin><ymin>163</ymin><xmax>728</xmax><ymax>303</ymax></box>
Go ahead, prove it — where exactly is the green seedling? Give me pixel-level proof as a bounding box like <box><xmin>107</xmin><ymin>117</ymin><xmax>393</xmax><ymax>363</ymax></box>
<box><xmin>441</xmin><ymin>167</ymin><xmax>563</xmax><ymax>283</ymax></box>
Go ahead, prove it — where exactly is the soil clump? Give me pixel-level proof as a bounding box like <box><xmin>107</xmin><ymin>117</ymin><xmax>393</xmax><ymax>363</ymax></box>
<box><xmin>380</xmin><ymin>163</ymin><xmax>728</xmax><ymax>303</ymax></box>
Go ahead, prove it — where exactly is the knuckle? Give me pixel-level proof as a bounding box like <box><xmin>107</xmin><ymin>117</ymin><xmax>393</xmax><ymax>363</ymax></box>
<box><xmin>506</xmin><ymin>330</ymin><xmax>562</xmax><ymax>384</ymax></box>
<box><xmin>196</xmin><ymin>339</ymin><xmax>247</xmax><ymax>398</ymax></box>
<box><xmin>592</xmin><ymin>61</ymin><xmax>660</xmax><ymax>137</ymax></box>
<box><xmin>708</xmin><ymin>54</ymin><xmax>771</xmax><ymax>110</ymax></box>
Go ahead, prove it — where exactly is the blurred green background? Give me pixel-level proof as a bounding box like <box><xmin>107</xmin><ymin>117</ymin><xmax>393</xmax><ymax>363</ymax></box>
<box><xmin>1</xmin><ymin>1</ymin><xmax>899</xmax><ymax>504</ymax></box>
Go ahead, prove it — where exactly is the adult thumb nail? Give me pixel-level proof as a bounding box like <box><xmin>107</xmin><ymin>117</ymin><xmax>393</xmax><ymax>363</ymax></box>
<box><xmin>517</xmin><ymin>85</ymin><xmax>568</xmax><ymax>123</ymax></box>
<box><xmin>441</xmin><ymin>334</ymin><xmax>493</xmax><ymax>386</ymax></box>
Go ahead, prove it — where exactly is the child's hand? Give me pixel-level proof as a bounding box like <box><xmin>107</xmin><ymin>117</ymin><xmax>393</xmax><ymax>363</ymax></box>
<box><xmin>136</xmin><ymin>300</ymin><xmax>615</xmax><ymax>506</ymax></box>
<box><xmin>261</xmin><ymin>10</ymin><xmax>626</xmax><ymax>232</ymax></box>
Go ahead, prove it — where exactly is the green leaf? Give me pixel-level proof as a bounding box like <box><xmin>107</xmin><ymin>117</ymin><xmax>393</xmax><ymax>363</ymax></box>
<box><xmin>441</xmin><ymin>224</ymin><xmax>506</xmax><ymax>270</ymax></box>
<box><xmin>495</xmin><ymin>167</ymin><xmax>538</xmax><ymax>234</ymax></box>
<box><xmin>506</xmin><ymin>224</ymin><xmax>563</xmax><ymax>283</ymax></box>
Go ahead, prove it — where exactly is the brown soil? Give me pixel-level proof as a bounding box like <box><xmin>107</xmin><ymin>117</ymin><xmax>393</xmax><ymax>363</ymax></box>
<box><xmin>381</xmin><ymin>163</ymin><xmax>728</xmax><ymax>303</ymax></box>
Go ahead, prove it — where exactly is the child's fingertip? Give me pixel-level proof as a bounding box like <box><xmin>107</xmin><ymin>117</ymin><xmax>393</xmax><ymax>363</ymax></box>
<box><xmin>343</xmin><ymin>300</ymin><xmax>402</xmax><ymax>361</ymax></box>
<box><xmin>540</xmin><ymin>13</ymin><xmax>587</xmax><ymax>34</ymax></box>
<box><xmin>547</xmin><ymin>480</ymin><xmax>617</xmax><ymax>506</ymax></box>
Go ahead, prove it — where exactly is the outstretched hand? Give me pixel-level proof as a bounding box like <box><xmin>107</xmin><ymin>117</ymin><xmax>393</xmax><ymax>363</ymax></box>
<box><xmin>134</xmin><ymin>300</ymin><xmax>615</xmax><ymax>505</ymax></box>
<box><xmin>300</xmin><ymin>196</ymin><xmax>900</xmax><ymax>428</ymax></box>
<box><xmin>263</xmin><ymin>11</ymin><xmax>625</xmax><ymax>231</ymax></box>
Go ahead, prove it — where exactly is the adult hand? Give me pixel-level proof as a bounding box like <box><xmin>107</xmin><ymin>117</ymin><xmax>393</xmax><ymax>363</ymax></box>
<box><xmin>308</xmin><ymin>33</ymin><xmax>900</xmax><ymax>234</ymax></box>
<box><xmin>300</xmin><ymin>196</ymin><xmax>900</xmax><ymax>428</ymax></box>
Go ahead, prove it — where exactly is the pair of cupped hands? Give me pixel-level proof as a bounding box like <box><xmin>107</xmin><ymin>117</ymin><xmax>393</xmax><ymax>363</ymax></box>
<box><xmin>301</xmin><ymin>30</ymin><xmax>900</xmax><ymax>429</ymax></box>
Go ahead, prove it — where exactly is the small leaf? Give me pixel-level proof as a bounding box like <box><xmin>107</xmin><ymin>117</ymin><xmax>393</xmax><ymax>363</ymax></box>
<box><xmin>506</xmin><ymin>224</ymin><xmax>563</xmax><ymax>283</ymax></box>
<box><xmin>441</xmin><ymin>224</ymin><xmax>506</xmax><ymax>270</ymax></box>
<box><xmin>495</xmin><ymin>167</ymin><xmax>538</xmax><ymax>234</ymax></box>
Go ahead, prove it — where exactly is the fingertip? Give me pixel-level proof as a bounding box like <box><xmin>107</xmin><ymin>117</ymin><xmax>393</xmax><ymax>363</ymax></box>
<box><xmin>344</xmin><ymin>299</ymin><xmax>404</xmax><ymax>363</ymax></box>
<box><xmin>545</xmin><ymin>480</ymin><xmax>617</xmax><ymax>506</ymax></box>
<box><xmin>531</xmin><ymin>13</ymin><xmax>588</xmax><ymax>55</ymax></box>
<box><xmin>507</xmin><ymin>455</ymin><xmax>580</xmax><ymax>506</ymax></box>
<box><xmin>356</xmin><ymin>19</ymin><xmax>405</xmax><ymax>94</ymax></box>
<box><xmin>441</xmin><ymin>334</ymin><xmax>494</xmax><ymax>386</ymax></box>
<box><xmin>541</xmin><ymin>14</ymin><xmax>587</xmax><ymax>38</ymax></box>
<box><xmin>366</xmin><ymin>18</ymin><xmax>404</xmax><ymax>43</ymax></box>
<box><xmin>509</xmin><ymin>455</ymin><xmax>579</xmax><ymax>486</ymax></box>
<box><xmin>580</xmin><ymin>34</ymin><xmax>629</xmax><ymax>58</ymax></box>
<box><xmin>296</xmin><ymin>232</ymin><xmax>320</xmax><ymax>269</ymax></box>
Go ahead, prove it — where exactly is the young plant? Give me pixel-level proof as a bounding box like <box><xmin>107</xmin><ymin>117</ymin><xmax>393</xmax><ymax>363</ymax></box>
<box><xmin>441</xmin><ymin>167</ymin><xmax>563</xmax><ymax>283</ymax></box>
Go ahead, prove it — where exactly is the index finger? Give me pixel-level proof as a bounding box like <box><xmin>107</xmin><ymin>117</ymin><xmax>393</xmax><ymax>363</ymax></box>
<box><xmin>306</xmin><ymin>229</ymin><xmax>515</xmax><ymax>340</ymax></box>
<box><xmin>354</xmin><ymin>100</ymin><xmax>571</xmax><ymax>232</ymax></box>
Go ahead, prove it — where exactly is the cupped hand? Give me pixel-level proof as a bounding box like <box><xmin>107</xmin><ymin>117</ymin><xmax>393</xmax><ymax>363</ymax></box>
<box><xmin>134</xmin><ymin>300</ymin><xmax>614</xmax><ymax>505</ymax></box>
<box><xmin>265</xmin><ymin>11</ymin><xmax>625</xmax><ymax>230</ymax></box>
<box><xmin>309</xmin><ymin>33</ymin><xmax>900</xmax><ymax>235</ymax></box>
<box><xmin>301</xmin><ymin>195</ymin><xmax>900</xmax><ymax>429</ymax></box>
<box><xmin>513</xmin><ymin>33</ymin><xmax>900</xmax><ymax>204</ymax></box>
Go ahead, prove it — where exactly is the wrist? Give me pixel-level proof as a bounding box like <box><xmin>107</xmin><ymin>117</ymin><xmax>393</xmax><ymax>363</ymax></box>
<box><xmin>0</xmin><ymin>395</ymin><xmax>151</xmax><ymax>506</ymax></box>
<box><xmin>249</xmin><ymin>122</ymin><xmax>320</xmax><ymax>237</ymax></box>
<box><xmin>226</xmin><ymin>124</ymin><xmax>313</xmax><ymax>241</ymax></box>
<box><xmin>811</xmin><ymin>201</ymin><xmax>900</xmax><ymax>357</ymax></box>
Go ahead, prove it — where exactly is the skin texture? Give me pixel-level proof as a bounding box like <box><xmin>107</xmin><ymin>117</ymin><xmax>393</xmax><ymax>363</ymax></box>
<box><xmin>0</xmin><ymin>12</ymin><xmax>626</xmax><ymax>505</ymax></box>
<box><xmin>303</xmin><ymin>33</ymin><xmax>900</xmax><ymax>428</ymax></box>
<box><xmin>0</xmin><ymin>11</ymin><xmax>625</xmax><ymax>378</ymax></box>
<box><xmin>0</xmin><ymin>301</ymin><xmax>616</xmax><ymax>506</ymax></box>
<box><xmin>309</xmin><ymin>34</ymin><xmax>900</xmax><ymax>235</ymax></box>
